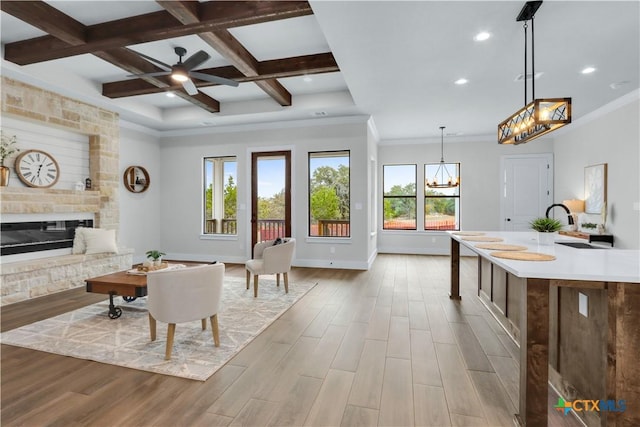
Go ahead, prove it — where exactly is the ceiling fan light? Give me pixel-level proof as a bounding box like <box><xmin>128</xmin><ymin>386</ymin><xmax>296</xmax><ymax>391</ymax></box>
<box><xmin>171</xmin><ymin>72</ymin><xmax>189</xmax><ymax>82</ymax></box>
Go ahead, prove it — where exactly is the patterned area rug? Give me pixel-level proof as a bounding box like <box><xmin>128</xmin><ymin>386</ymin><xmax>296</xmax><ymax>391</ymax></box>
<box><xmin>1</xmin><ymin>276</ymin><xmax>316</xmax><ymax>381</ymax></box>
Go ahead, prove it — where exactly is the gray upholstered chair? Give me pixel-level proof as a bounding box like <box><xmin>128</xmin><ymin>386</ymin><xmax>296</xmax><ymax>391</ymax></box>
<box><xmin>146</xmin><ymin>263</ymin><xmax>225</xmax><ymax>360</ymax></box>
<box><xmin>245</xmin><ymin>238</ymin><xmax>295</xmax><ymax>297</ymax></box>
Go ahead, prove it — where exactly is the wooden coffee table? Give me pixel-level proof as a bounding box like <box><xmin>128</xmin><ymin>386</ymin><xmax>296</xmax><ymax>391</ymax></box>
<box><xmin>85</xmin><ymin>262</ymin><xmax>208</xmax><ymax>319</ymax></box>
<box><xmin>85</xmin><ymin>269</ymin><xmax>149</xmax><ymax>319</ymax></box>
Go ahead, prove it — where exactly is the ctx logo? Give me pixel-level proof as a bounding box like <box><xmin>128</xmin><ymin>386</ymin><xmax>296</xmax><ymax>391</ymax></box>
<box><xmin>554</xmin><ymin>398</ymin><xmax>626</xmax><ymax>415</ymax></box>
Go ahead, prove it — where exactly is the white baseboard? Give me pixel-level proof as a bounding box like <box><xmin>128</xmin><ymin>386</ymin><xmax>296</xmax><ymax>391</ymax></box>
<box><xmin>294</xmin><ymin>257</ymin><xmax>369</xmax><ymax>270</ymax></box>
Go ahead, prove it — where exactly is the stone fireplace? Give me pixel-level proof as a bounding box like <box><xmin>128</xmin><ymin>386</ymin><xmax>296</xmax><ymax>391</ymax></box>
<box><xmin>1</xmin><ymin>77</ymin><xmax>132</xmax><ymax>305</ymax></box>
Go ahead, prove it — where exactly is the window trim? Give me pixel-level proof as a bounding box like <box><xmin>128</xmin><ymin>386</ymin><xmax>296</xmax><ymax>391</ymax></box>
<box><xmin>424</xmin><ymin>162</ymin><xmax>461</xmax><ymax>231</ymax></box>
<box><xmin>382</xmin><ymin>164</ymin><xmax>417</xmax><ymax>231</ymax></box>
<box><xmin>203</xmin><ymin>155</ymin><xmax>238</xmax><ymax>235</ymax></box>
<box><xmin>308</xmin><ymin>150</ymin><xmax>351</xmax><ymax>238</ymax></box>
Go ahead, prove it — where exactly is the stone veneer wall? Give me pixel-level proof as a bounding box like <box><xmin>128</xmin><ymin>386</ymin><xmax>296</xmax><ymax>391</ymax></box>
<box><xmin>0</xmin><ymin>76</ymin><xmax>120</xmax><ymax>227</ymax></box>
<box><xmin>1</xmin><ymin>251</ymin><xmax>134</xmax><ymax>305</ymax></box>
<box><xmin>1</xmin><ymin>77</ymin><xmax>129</xmax><ymax>305</ymax></box>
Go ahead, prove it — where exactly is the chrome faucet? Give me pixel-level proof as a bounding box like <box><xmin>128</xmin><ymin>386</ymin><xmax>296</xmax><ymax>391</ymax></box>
<box><xmin>545</xmin><ymin>203</ymin><xmax>574</xmax><ymax>225</ymax></box>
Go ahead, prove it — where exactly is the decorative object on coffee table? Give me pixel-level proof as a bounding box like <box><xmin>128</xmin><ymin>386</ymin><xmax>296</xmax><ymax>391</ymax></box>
<box><xmin>145</xmin><ymin>249</ymin><xmax>166</xmax><ymax>267</ymax></box>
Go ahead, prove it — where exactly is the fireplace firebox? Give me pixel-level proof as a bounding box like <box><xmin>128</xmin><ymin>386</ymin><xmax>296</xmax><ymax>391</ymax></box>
<box><xmin>1</xmin><ymin>220</ymin><xmax>93</xmax><ymax>256</ymax></box>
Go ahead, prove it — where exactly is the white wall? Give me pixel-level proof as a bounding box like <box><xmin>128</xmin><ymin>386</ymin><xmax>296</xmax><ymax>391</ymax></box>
<box><xmin>377</xmin><ymin>136</ymin><xmax>554</xmax><ymax>254</ymax></box>
<box><xmin>553</xmin><ymin>93</ymin><xmax>640</xmax><ymax>249</ymax></box>
<box><xmin>115</xmin><ymin>92</ymin><xmax>639</xmax><ymax>266</ymax></box>
<box><xmin>118</xmin><ymin>123</ymin><xmax>162</xmax><ymax>262</ymax></box>
<box><xmin>156</xmin><ymin>118</ymin><xmax>372</xmax><ymax>269</ymax></box>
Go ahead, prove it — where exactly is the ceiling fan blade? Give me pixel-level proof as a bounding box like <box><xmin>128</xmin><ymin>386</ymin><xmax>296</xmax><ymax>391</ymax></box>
<box><xmin>126</xmin><ymin>71</ymin><xmax>171</xmax><ymax>78</ymax></box>
<box><xmin>182</xmin><ymin>50</ymin><xmax>210</xmax><ymax>71</ymax></box>
<box><xmin>189</xmin><ymin>71</ymin><xmax>239</xmax><ymax>87</ymax></box>
<box><xmin>132</xmin><ymin>50</ymin><xmax>172</xmax><ymax>70</ymax></box>
<box><xmin>181</xmin><ymin>79</ymin><xmax>198</xmax><ymax>96</ymax></box>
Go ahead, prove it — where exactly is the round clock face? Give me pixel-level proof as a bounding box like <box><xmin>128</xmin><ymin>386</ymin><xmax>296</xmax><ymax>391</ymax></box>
<box><xmin>15</xmin><ymin>149</ymin><xmax>60</xmax><ymax>188</ymax></box>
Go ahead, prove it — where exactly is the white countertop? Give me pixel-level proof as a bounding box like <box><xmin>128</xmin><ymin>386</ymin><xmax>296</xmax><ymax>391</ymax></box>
<box><xmin>449</xmin><ymin>231</ymin><xmax>640</xmax><ymax>283</ymax></box>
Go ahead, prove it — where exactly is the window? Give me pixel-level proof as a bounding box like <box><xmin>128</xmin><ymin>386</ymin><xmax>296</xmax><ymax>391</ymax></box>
<box><xmin>309</xmin><ymin>151</ymin><xmax>350</xmax><ymax>237</ymax></box>
<box><xmin>203</xmin><ymin>156</ymin><xmax>237</xmax><ymax>234</ymax></box>
<box><xmin>383</xmin><ymin>164</ymin><xmax>417</xmax><ymax>230</ymax></box>
<box><xmin>424</xmin><ymin>163</ymin><xmax>460</xmax><ymax>230</ymax></box>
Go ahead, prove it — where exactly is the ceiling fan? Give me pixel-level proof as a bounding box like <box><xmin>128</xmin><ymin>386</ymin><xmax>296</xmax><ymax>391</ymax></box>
<box><xmin>128</xmin><ymin>46</ymin><xmax>239</xmax><ymax>95</ymax></box>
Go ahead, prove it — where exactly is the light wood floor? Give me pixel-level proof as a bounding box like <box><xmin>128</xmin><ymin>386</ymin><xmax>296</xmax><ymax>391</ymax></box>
<box><xmin>1</xmin><ymin>254</ymin><xmax>582</xmax><ymax>426</ymax></box>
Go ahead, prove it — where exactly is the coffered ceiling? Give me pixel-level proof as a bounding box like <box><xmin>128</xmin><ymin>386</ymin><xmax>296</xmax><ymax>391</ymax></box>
<box><xmin>1</xmin><ymin>1</ymin><xmax>639</xmax><ymax>141</ymax></box>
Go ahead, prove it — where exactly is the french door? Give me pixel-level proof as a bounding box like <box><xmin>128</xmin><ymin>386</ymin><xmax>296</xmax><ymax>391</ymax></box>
<box><xmin>251</xmin><ymin>151</ymin><xmax>291</xmax><ymax>252</ymax></box>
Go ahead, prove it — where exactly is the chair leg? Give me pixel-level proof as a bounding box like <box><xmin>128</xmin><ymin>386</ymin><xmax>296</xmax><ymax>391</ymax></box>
<box><xmin>276</xmin><ymin>273</ymin><xmax>280</xmax><ymax>287</ymax></box>
<box><xmin>254</xmin><ymin>275</ymin><xmax>259</xmax><ymax>297</ymax></box>
<box><xmin>284</xmin><ymin>272</ymin><xmax>289</xmax><ymax>294</ymax></box>
<box><xmin>201</xmin><ymin>318</ymin><xmax>207</xmax><ymax>330</ymax></box>
<box><xmin>210</xmin><ymin>314</ymin><xmax>220</xmax><ymax>347</ymax></box>
<box><xmin>148</xmin><ymin>313</ymin><xmax>157</xmax><ymax>341</ymax></box>
<box><xmin>246</xmin><ymin>269</ymin><xmax>250</xmax><ymax>289</ymax></box>
<box><xmin>165</xmin><ymin>323</ymin><xmax>176</xmax><ymax>360</ymax></box>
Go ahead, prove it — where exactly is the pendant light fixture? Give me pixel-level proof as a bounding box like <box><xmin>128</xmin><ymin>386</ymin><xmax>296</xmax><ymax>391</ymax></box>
<box><xmin>498</xmin><ymin>0</ymin><xmax>571</xmax><ymax>145</ymax></box>
<box><xmin>427</xmin><ymin>126</ymin><xmax>459</xmax><ymax>189</ymax></box>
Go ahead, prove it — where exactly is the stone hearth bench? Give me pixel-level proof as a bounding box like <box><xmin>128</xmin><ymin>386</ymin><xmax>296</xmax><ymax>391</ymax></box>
<box><xmin>1</xmin><ymin>249</ymin><xmax>133</xmax><ymax>306</ymax></box>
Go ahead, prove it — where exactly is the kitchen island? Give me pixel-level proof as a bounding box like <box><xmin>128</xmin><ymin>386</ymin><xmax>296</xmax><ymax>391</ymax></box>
<box><xmin>448</xmin><ymin>231</ymin><xmax>640</xmax><ymax>427</ymax></box>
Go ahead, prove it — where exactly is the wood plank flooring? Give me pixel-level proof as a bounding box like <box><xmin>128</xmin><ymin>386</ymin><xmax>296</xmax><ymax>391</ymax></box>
<box><xmin>1</xmin><ymin>255</ymin><xmax>583</xmax><ymax>426</ymax></box>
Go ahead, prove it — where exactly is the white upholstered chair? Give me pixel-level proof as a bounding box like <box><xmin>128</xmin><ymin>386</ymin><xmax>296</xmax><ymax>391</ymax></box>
<box><xmin>245</xmin><ymin>238</ymin><xmax>295</xmax><ymax>297</ymax></box>
<box><xmin>146</xmin><ymin>263</ymin><xmax>225</xmax><ymax>360</ymax></box>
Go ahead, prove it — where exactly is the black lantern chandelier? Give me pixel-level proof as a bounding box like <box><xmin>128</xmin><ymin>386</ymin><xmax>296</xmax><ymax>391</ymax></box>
<box><xmin>498</xmin><ymin>1</ymin><xmax>571</xmax><ymax>145</ymax></box>
<box><xmin>427</xmin><ymin>126</ymin><xmax>459</xmax><ymax>189</ymax></box>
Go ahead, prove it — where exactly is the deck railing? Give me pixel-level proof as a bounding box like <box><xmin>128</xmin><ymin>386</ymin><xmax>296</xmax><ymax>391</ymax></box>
<box><xmin>315</xmin><ymin>219</ymin><xmax>350</xmax><ymax>237</ymax></box>
<box><xmin>204</xmin><ymin>219</ymin><xmax>237</xmax><ymax>234</ymax></box>
<box><xmin>257</xmin><ymin>219</ymin><xmax>285</xmax><ymax>241</ymax></box>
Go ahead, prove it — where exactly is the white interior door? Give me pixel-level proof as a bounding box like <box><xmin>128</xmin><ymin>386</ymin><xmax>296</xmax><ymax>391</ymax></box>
<box><xmin>500</xmin><ymin>153</ymin><xmax>553</xmax><ymax>231</ymax></box>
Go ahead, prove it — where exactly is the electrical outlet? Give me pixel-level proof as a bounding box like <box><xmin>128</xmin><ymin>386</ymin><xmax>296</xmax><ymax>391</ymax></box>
<box><xmin>579</xmin><ymin>292</ymin><xmax>588</xmax><ymax>317</ymax></box>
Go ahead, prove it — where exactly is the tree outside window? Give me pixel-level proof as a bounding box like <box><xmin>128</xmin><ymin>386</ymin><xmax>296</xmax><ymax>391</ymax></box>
<box><xmin>309</xmin><ymin>151</ymin><xmax>350</xmax><ymax>237</ymax></box>
<box><xmin>204</xmin><ymin>156</ymin><xmax>237</xmax><ymax>234</ymax></box>
<box><xmin>383</xmin><ymin>164</ymin><xmax>417</xmax><ymax>230</ymax></box>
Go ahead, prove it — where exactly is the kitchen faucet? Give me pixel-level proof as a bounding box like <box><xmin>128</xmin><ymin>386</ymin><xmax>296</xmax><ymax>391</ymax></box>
<box><xmin>545</xmin><ymin>203</ymin><xmax>574</xmax><ymax>225</ymax></box>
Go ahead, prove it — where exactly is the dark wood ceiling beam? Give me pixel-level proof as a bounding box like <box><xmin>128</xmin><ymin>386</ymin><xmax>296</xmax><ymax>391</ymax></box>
<box><xmin>0</xmin><ymin>1</ymin><xmax>221</xmax><ymax>113</ymax></box>
<box><xmin>103</xmin><ymin>53</ymin><xmax>339</xmax><ymax>98</ymax></box>
<box><xmin>0</xmin><ymin>1</ymin><xmax>86</xmax><ymax>45</ymax></box>
<box><xmin>3</xmin><ymin>1</ymin><xmax>313</xmax><ymax>65</ymax></box>
<box><xmin>158</xmin><ymin>1</ymin><xmax>292</xmax><ymax>106</ymax></box>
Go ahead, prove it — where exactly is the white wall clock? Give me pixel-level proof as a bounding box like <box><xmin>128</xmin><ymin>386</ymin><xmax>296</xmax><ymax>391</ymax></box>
<box><xmin>15</xmin><ymin>149</ymin><xmax>60</xmax><ymax>188</ymax></box>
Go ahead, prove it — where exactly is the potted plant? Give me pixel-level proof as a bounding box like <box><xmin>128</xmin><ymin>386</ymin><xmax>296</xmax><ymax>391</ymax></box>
<box><xmin>0</xmin><ymin>131</ymin><xmax>20</xmax><ymax>186</ymax></box>
<box><xmin>145</xmin><ymin>250</ymin><xmax>166</xmax><ymax>266</ymax></box>
<box><xmin>530</xmin><ymin>217</ymin><xmax>563</xmax><ymax>245</ymax></box>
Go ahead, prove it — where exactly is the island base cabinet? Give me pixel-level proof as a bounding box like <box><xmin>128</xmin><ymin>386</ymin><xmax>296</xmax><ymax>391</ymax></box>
<box><xmin>476</xmin><ymin>259</ymin><xmax>640</xmax><ymax>426</ymax></box>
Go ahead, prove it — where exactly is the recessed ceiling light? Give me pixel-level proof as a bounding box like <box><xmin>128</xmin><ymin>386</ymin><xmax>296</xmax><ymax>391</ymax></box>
<box><xmin>303</xmin><ymin>76</ymin><xmax>313</xmax><ymax>83</ymax></box>
<box><xmin>166</xmin><ymin>92</ymin><xmax>176</xmax><ymax>98</ymax></box>
<box><xmin>454</xmin><ymin>78</ymin><xmax>468</xmax><ymax>85</ymax></box>
<box><xmin>581</xmin><ymin>66</ymin><xmax>596</xmax><ymax>74</ymax></box>
<box><xmin>610</xmin><ymin>80</ymin><xmax>630</xmax><ymax>90</ymax></box>
<box><xmin>474</xmin><ymin>32</ymin><xmax>491</xmax><ymax>42</ymax></box>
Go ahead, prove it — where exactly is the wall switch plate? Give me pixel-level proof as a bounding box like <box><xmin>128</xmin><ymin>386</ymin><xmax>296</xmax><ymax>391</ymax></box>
<box><xmin>579</xmin><ymin>292</ymin><xmax>588</xmax><ymax>317</ymax></box>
